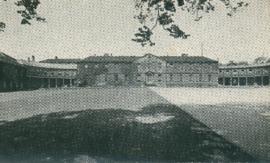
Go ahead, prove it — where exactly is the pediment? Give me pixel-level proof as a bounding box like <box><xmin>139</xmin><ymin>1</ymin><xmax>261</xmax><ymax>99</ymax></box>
<box><xmin>134</xmin><ymin>53</ymin><xmax>166</xmax><ymax>65</ymax></box>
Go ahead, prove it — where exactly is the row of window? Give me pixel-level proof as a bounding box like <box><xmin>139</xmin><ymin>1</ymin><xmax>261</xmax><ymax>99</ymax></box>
<box><xmin>137</xmin><ymin>74</ymin><xmax>212</xmax><ymax>82</ymax></box>
<box><xmin>97</xmin><ymin>73</ymin><xmax>213</xmax><ymax>83</ymax></box>
<box><xmin>84</xmin><ymin>63</ymin><xmax>214</xmax><ymax>69</ymax></box>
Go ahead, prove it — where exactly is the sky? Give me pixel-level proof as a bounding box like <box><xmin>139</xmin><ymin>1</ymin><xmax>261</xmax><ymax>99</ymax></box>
<box><xmin>0</xmin><ymin>0</ymin><xmax>269</xmax><ymax>63</ymax></box>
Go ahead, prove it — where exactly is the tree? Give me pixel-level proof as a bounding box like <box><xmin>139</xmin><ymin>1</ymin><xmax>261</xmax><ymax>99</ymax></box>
<box><xmin>1</xmin><ymin>0</ymin><xmax>248</xmax><ymax>46</ymax></box>
<box><xmin>132</xmin><ymin>0</ymin><xmax>249</xmax><ymax>46</ymax></box>
<box><xmin>254</xmin><ymin>56</ymin><xmax>267</xmax><ymax>64</ymax></box>
<box><xmin>0</xmin><ymin>0</ymin><xmax>45</xmax><ymax>32</ymax></box>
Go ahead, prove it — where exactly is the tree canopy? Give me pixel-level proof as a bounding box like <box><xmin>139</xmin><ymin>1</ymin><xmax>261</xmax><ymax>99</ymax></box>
<box><xmin>0</xmin><ymin>0</ymin><xmax>45</xmax><ymax>32</ymax></box>
<box><xmin>1</xmin><ymin>0</ymin><xmax>248</xmax><ymax>46</ymax></box>
<box><xmin>132</xmin><ymin>0</ymin><xmax>249</xmax><ymax>46</ymax></box>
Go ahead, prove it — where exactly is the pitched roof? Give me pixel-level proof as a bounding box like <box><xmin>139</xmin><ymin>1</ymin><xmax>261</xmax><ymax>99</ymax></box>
<box><xmin>18</xmin><ymin>59</ymin><xmax>77</xmax><ymax>70</ymax></box>
<box><xmin>81</xmin><ymin>56</ymin><xmax>139</xmax><ymax>63</ymax></box>
<box><xmin>0</xmin><ymin>52</ymin><xmax>19</xmax><ymax>65</ymax></box>
<box><xmin>40</xmin><ymin>58</ymin><xmax>81</xmax><ymax>64</ymax></box>
<box><xmin>160</xmin><ymin>56</ymin><xmax>218</xmax><ymax>63</ymax></box>
<box><xmin>81</xmin><ymin>54</ymin><xmax>217</xmax><ymax>63</ymax></box>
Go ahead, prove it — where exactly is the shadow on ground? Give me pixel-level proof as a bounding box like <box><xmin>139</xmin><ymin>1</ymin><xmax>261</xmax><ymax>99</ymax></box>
<box><xmin>0</xmin><ymin>104</ymin><xmax>256</xmax><ymax>162</ymax></box>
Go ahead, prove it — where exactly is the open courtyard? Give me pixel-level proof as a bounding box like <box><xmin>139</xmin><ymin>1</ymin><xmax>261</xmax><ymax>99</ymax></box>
<box><xmin>0</xmin><ymin>87</ymin><xmax>269</xmax><ymax>162</ymax></box>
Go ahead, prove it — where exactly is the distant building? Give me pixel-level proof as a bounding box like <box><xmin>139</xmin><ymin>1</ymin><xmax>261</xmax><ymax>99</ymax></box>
<box><xmin>40</xmin><ymin>57</ymin><xmax>81</xmax><ymax>64</ymax></box>
<box><xmin>18</xmin><ymin>59</ymin><xmax>78</xmax><ymax>89</ymax></box>
<box><xmin>0</xmin><ymin>52</ymin><xmax>26</xmax><ymax>92</ymax></box>
<box><xmin>218</xmin><ymin>63</ymin><xmax>270</xmax><ymax>86</ymax></box>
<box><xmin>78</xmin><ymin>53</ymin><xmax>219</xmax><ymax>87</ymax></box>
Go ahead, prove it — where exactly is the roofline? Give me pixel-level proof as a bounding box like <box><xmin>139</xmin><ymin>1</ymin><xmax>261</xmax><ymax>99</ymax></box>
<box><xmin>80</xmin><ymin>55</ymin><xmax>218</xmax><ymax>63</ymax></box>
<box><xmin>219</xmin><ymin>63</ymin><xmax>270</xmax><ymax>69</ymax></box>
<box><xmin>0</xmin><ymin>52</ymin><xmax>20</xmax><ymax>65</ymax></box>
<box><xmin>18</xmin><ymin>60</ymin><xmax>77</xmax><ymax>70</ymax></box>
<box><xmin>39</xmin><ymin>59</ymin><xmax>82</xmax><ymax>63</ymax></box>
<box><xmin>24</xmin><ymin>65</ymin><xmax>77</xmax><ymax>70</ymax></box>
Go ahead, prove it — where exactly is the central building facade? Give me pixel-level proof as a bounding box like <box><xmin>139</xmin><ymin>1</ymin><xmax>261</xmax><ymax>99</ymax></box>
<box><xmin>77</xmin><ymin>53</ymin><xmax>218</xmax><ymax>87</ymax></box>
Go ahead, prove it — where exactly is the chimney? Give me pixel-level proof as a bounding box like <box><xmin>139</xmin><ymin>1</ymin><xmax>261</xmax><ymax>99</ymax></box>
<box><xmin>55</xmin><ymin>56</ymin><xmax>58</xmax><ymax>60</ymax></box>
<box><xmin>181</xmin><ymin>53</ymin><xmax>188</xmax><ymax>57</ymax></box>
<box><xmin>31</xmin><ymin>55</ymin><xmax>35</xmax><ymax>62</ymax></box>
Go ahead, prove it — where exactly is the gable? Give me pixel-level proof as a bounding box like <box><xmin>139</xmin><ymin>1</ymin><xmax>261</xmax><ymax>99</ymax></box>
<box><xmin>134</xmin><ymin>54</ymin><xmax>167</xmax><ymax>73</ymax></box>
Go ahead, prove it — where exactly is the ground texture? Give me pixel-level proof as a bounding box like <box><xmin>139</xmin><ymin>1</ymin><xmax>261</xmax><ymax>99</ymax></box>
<box><xmin>0</xmin><ymin>87</ymin><xmax>269</xmax><ymax>162</ymax></box>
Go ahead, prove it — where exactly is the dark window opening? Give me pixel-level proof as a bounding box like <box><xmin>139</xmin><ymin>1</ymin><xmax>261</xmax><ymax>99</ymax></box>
<box><xmin>170</xmin><ymin>74</ymin><xmax>173</xmax><ymax>81</ymax></box>
<box><xmin>225</xmin><ymin>78</ymin><xmax>231</xmax><ymax>86</ymax></box>
<box><xmin>255</xmin><ymin>76</ymin><xmax>262</xmax><ymax>85</ymax></box>
<box><xmin>263</xmin><ymin>76</ymin><xmax>269</xmax><ymax>85</ymax></box>
<box><xmin>189</xmin><ymin>74</ymin><xmax>192</xmax><ymax>82</ymax></box>
<box><xmin>218</xmin><ymin>78</ymin><xmax>224</xmax><ymax>85</ymax></box>
<box><xmin>232</xmin><ymin>77</ymin><xmax>238</xmax><ymax>86</ymax></box>
<box><xmin>208</xmin><ymin>75</ymin><xmax>211</xmax><ymax>82</ymax></box>
<box><xmin>239</xmin><ymin>77</ymin><xmax>247</xmax><ymax>86</ymax></box>
<box><xmin>114</xmin><ymin>74</ymin><xmax>118</xmax><ymax>82</ymax></box>
<box><xmin>247</xmin><ymin>77</ymin><xmax>254</xmax><ymax>85</ymax></box>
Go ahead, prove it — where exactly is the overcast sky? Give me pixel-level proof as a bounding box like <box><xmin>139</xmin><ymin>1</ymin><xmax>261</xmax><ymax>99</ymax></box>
<box><xmin>0</xmin><ymin>0</ymin><xmax>269</xmax><ymax>63</ymax></box>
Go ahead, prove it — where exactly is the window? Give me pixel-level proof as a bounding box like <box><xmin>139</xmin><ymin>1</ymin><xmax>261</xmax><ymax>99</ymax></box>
<box><xmin>114</xmin><ymin>74</ymin><xmax>118</xmax><ymax>81</ymax></box>
<box><xmin>170</xmin><ymin>74</ymin><xmax>173</xmax><ymax>81</ymax></box>
<box><xmin>105</xmin><ymin>74</ymin><xmax>107</xmax><ymax>82</ymax></box>
<box><xmin>158</xmin><ymin>74</ymin><xmax>162</xmax><ymax>82</ymax></box>
<box><xmin>137</xmin><ymin>73</ymin><xmax>141</xmax><ymax>82</ymax></box>
<box><xmin>199</xmin><ymin>74</ymin><xmax>202</xmax><ymax>82</ymax></box>
<box><xmin>189</xmin><ymin>74</ymin><xmax>192</xmax><ymax>82</ymax></box>
<box><xmin>208</xmin><ymin>75</ymin><xmax>211</xmax><ymax>82</ymax></box>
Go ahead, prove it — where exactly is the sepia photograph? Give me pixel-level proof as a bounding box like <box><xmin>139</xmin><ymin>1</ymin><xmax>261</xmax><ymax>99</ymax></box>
<box><xmin>0</xmin><ymin>0</ymin><xmax>269</xmax><ymax>162</ymax></box>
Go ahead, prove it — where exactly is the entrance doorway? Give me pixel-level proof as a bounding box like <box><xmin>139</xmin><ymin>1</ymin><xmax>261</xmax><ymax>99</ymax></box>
<box><xmin>145</xmin><ymin>72</ymin><xmax>155</xmax><ymax>86</ymax></box>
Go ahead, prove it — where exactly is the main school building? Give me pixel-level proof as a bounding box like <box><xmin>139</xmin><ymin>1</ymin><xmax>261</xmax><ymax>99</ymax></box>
<box><xmin>77</xmin><ymin>53</ymin><xmax>219</xmax><ymax>87</ymax></box>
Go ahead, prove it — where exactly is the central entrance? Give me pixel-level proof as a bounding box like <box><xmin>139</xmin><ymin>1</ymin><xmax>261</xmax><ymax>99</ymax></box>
<box><xmin>145</xmin><ymin>72</ymin><xmax>155</xmax><ymax>86</ymax></box>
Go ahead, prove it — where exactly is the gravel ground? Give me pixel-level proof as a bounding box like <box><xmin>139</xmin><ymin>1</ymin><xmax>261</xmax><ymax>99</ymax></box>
<box><xmin>152</xmin><ymin>87</ymin><xmax>270</xmax><ymax>160</ymax></box>
<box><xmin>0</xmin><ymin>87</ymin><xmax>169</xmax><ymax>121</ymax></box>
<box><xmin>0</xmin><ymin>87</ymin><xmax>269</xmax><ymax>161</ymax></box>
